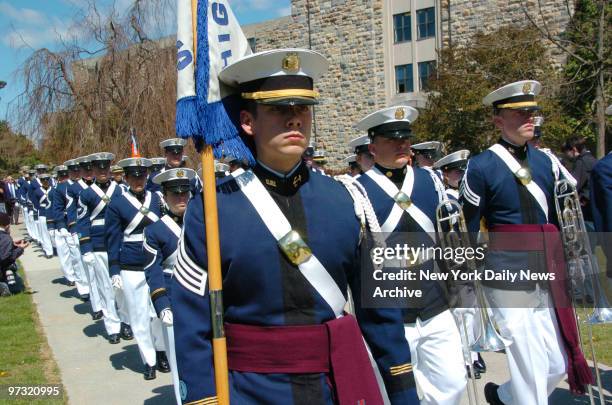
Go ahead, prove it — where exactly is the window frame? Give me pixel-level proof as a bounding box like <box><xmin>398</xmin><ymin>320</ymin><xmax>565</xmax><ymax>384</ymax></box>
<box><xmin>395</xmin><ymin>64</ymin><xmax>414</xmax><ymax>94</ymax></box>
<box><xmin>416</xmin><ymin>7</ymin><xmax>435</xmax><ymax>40</ymax></box>
<box><xmin>393</xmin><ymin>12</ymin><xmax>411</xmax><ymax>44</ymax></box>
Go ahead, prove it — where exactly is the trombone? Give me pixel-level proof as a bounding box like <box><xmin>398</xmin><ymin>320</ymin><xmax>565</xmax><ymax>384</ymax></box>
<box><xmin>554</xmin><ymin>178</ymin><xmax>611</xmax><ymax>405</ymax></box>
<box><xmin>436</xmin><ymin>199</ymin><xmax>505</xmax><ymax>405</ymax></box>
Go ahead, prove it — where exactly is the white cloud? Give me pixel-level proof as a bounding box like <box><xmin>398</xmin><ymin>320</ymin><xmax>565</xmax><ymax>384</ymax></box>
<box><xmin>0</xmin><ymin>2</ymin><xmax>47</xmax><ymax>26</ymax></box>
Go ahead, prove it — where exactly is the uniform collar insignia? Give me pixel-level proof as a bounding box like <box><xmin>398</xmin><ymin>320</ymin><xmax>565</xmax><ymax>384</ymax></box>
<box><xmin>255</xmin><ymin>160</ymin><xmax>310</xmax><ymax>196</ymax></box>
<box><xmin>375</xmin><ymin>163</ymin><xmax>407</xmax><ymax>185</ymax></box>
<box><xmin>499</xmin><ymin>138</ymin><xmax>528</xmax><ymax>160</ymax></box>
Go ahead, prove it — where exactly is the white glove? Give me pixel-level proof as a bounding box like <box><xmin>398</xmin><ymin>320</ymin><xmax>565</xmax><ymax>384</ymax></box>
<box><xmin>82</xmin><ymin>252</ymin><xmax>96</xmax><ymax>266</ymax></box>
<box><xmin>49</xmin><ymin>229</ymin><xmax>56</xmax><ymax>239</ymax></box>
<box><xmin>59</xmin><ymin>228</ymin><xmax>71</xmax><ymax>237</ymax></box>
<box><xmin>160</xmin><ymin>308</ymin><xmax>173</xmax><ymax>326</ymax></box>
<box><xmin>111</xmin><ymin>275</ymin><xmax>123</xmax><ymax>290</ymax></box>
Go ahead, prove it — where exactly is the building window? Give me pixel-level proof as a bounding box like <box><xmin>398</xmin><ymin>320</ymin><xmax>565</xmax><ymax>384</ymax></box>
<box><xmin>417</xmin><ymin>7</ymin><xmax>435</xmax><ymax>40</ymax></box>
<box><xmin>247</xmin><ymin>37</ymin><xmax>256</xmax><ymax>53</ymax></box>
<box><xmin>393</xmin><ymin>12</ymin><xmax>411</xmax><ymax>43</ymax></box>
<box><xmin>395</xmin><ymin>64</ymin><xmax>413</xmax><ymax>93</ymax></box>
<box><xmin>418</xmin><ymin>60</ymin><xmax>436</xmax><ymax>91</ymax></box>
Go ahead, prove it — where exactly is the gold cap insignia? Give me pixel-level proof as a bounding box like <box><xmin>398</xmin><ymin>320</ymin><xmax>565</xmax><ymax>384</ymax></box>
<box><xmin>395</xmin><ymin>108</ymin><xmax>406</xmax><ymax>120</ymax></box>
<box><xmin>522</xmin><ymin>83</ymin><xmax>532</xmax><ymax>94</ymax></box>
<box><xmin>282</xmin><ymin>52</ymin><xmax>300</xmax><ymax>73</ymax></box>
<box><xmin>176</xmin><ymin>169</ymin><xmax>185</xmax><ymax>178</ymax></box>
<box><xmin>136</xmin><ymin>159</ymin><xmax>142</xmax><ymax>166</ymax></box>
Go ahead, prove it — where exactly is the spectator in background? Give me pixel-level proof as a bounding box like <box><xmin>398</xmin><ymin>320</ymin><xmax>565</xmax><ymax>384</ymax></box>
<box><xmin>0</xmin><ymin>212</ymin><xmax>28</xmax><ymax>295</ymax></box>
<box><xmin>4</xmin><ymin>176</ymin><xmax>19</xmax><ymax>224</ymax></box>
<box><xmin>562</xmin><ymin>136</ymin><xmax>597</xmax><ymax>220</ymax></box>
<box><xmin>0</xmin><ymin>176</ymin><xmax>7</xmax><ymax>214</ymax></box>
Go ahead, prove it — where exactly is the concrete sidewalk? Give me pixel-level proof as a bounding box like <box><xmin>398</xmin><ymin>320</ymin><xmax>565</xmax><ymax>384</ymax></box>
<box><xmin>16</xmin><ymin>223</ymin><xmax>612</xmax><ymax>404</ymax></box>
<box><xmin>17</xmin><ymin>224</ymin><xmax>172</xmax><ymax>404</ymax></box>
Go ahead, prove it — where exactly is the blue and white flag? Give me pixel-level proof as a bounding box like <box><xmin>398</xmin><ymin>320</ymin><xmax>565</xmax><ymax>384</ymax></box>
<box><xmin>176</xmin><ymin>0</ymin><xmax>253</xmax><ymax>161</ymax></box>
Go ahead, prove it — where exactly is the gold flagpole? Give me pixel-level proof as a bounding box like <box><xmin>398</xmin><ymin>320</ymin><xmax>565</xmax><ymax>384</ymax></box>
<box><xmin>191</xmin><ymin>0</ymin><xmax>230</xmax><ymax>403</ymax></box>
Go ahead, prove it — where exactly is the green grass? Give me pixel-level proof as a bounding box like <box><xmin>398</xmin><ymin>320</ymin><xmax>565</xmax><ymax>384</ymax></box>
<box><xmin>0</xmin><ymin>265</ymin><xmax>66</xmax><ymax>404</ymax></box>
<box><xmin>576</xmin><ymin>247</ymin><xmax>612</xmax><ymax>367</ymax></box>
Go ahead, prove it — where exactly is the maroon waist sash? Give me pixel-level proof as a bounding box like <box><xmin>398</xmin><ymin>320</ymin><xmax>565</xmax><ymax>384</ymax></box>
<box><xmin>489</xmin><ymin>223</ymin><xmax>594</xmax><ymax>394</ymax></box>
<box><xmin>225</xmin><ymin>314</ymin><xmax>383</xmax><ymax>405</ymax></box>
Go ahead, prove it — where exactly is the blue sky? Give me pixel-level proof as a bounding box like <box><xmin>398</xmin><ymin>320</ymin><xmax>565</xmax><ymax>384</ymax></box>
<box><xmin>0</xmin><ymin>0</ymin><xmax>291</xmax><ymax>131</ymax></box>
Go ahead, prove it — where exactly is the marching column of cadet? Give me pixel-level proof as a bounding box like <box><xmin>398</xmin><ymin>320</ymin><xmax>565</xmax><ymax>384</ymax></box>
<box><xmin>13</xmin><ymin>47</ymin><xmax>612</xmax><ymax>405</ymax></box>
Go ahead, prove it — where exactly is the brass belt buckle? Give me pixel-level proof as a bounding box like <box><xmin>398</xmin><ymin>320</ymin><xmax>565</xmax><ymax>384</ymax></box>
<box><xmin>394</xmin><ymin>191</ymin><xmax>412</xmax><ymax>210</ymax></box>
<box><xmin>102</xmin><ymin>196</ymin><xmax>110</xmax><ymax>203</ymax></box>
<box><xmin>139</xmin><ymin>206</ymin><xmax>150</xmax><ymax>215</ymax></box>
<box><xmin>515</xmin><ymin>167</ymin><xmax>532</xmax><ymax>185</ymax></box>
<box><xmin>278</xmin><ymin>230</ymin><xmax>312</xmax><ymax>265</ymax></box>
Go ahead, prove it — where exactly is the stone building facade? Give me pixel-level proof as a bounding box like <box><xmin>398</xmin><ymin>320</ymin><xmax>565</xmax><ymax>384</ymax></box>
<box><xmin>242</xmin><ymin>0</ymin><xmax>574</xmax><ymax>168</ymax></box>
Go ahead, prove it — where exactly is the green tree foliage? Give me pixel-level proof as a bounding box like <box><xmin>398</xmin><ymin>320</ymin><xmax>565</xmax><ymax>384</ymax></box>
<box><xmin>559</xmin><ymin>0</ymin><xmax>611</xmax><ymax>151</ymax></box>
<box><xmin>414</xmin><ymin>26</ymin><xmax>575</xmax><ymax>155</ymax></box>
<box><xmin>0</xmin><ymin>120</ymin><xmax>42</xmax><ymax>176</ymax></box>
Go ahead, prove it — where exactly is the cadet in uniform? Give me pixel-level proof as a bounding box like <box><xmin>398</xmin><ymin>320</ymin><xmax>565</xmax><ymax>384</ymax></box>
<box><xmin>50</xmin><ymin>165</ymin><xmax>78</xmax><ymax>286</ymax></box>
<box><xmin>27</xmin><ymin>167</ymin><xmax>43</xmax><ymax>244</ymax></box>
<box><xmin>60</xmin><ymin>159</ymin><xmax>91</xmax><ymax>300</ymax></box>
<box><xmin>461</xmin><ymin>80</ymin><xmax>590</xmax><ymax>404</ymax></box>
<box><xmin>411</xmin><ymin>142</ymin><xmax>442</xmax><ymax>169</ymax></box>
<box><xmin>590</xmin><ymin>150</ymin><xmax>612</xmax><ymax>289</ymax></box>
<box><xmin>343</xmin><ymin>154</ymin><xmax>361</xmax><ymax>177</ymax></box>
<box><xmin>356</xmin><ymin>106</ymin><xmax>466</xmax><ymax>405</ymax></box>
<box><xmin>105</xmin><ymin>157</ymin><xmax>166</xmax><ymax>380</ymax></box>
<box><xmin>150</xmin><ymin>157</ymin><xmax>167</xmax><ymax>173</ymax></box>
<box><xmin>349</xmin><ymin>135</ymin><xmax>375</xmax><ymax>173</ymax></box>
<box><xmin>69</xmin><ymin>156</ymin><xmax>103</xmax><ymax>316</ymax></box>
<box><xmin>77</xmin><ymin>152</ymin><xmax>132</xmax><ymax>343</ymax></box>
<box><xmin>173</xmin><ymin>49</ymin><xmax>418</xmax><ymax>405</ymax></box>
<box><xmin>111</xmin><ymin>165</ymin><xmax>128</xmax><ymax>192</ymax></box>
<box><xmin>147</xmin><ymin>139</ymin><xmax>187</xmax><ymax>194</ymax></box>
<box><xmin>32</xmin><ymin>172</ymin><xmax>54</xmax><ymax>258</ymax></box>
<box><xmin>143</xmin><ymin>167</ymin><xmax>196</xmax><ymax>403</ymax></box>
<box><xmin>17</xmin><ymin>168</ymin><xmax>32</xmax><ymax>241</ymax></box>
<box><xmin>433</xmin><ymin>150</ymin><xmax>487</xmax><ymax>379</ymax></box>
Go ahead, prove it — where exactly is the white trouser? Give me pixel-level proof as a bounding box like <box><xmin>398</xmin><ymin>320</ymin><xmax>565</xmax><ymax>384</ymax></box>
<box><xmin>162</xmin><ymin>325</ymin><xmax>181</xmax><ymax>404</ymax></box>
<box><xmin>92</xmin><ymin>252</ymin><xmax>120</xmax><ymax>335</ymax></box>
<box><xmin>66</xmin><ymin>233</ymin><xmax>90</xmax><ymax>295</ymax></box>
<box><xmin>120</xmin><ymin>270</ymin><xmax>164</xmax><ymax>366</ymax></box>
<box><xmin>115</xmin><ymin>287</ymin><xmax>130</xmax><ymax>325</ymax></box>
<box><xmin>82</xmin><ymin>254</ymin><xmax>102</xmax><ymax>313</ymax></box>
<box><xmin>29</xmin><ymin>212</ymin><xmax>39</xmax><ymax>241</ymax></box>
<box><xmin>37</xmin><ymin>216</ymin><xmax>53</xmax><ymax>256</ymax></box>
<box><xmin>54</xmin><ymin>231</ymin><xmax>76</xmax><ymax>282</ymax></box>
<box><xmin>452</xmin><ymin>308</ymin><xmax>479</xmax><ymax>364</ymax></box>
<box><xmin>23</xmin><ymin>208</ymin><xmax>32</xmax><ymax>237</ymax></box>
<box><xmin>485</xmin><ymin>287</ymin><xmax>567</xmax><ymax>405</ymax></box>
<box><xmin>404</xmin><ymin>310</ymin><xmax>467</xmax><ymax>405</ymax></box>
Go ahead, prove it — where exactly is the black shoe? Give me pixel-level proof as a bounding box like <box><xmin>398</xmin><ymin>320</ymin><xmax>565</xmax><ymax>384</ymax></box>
<box><xmin>67</xmin><ymin>281</ymin><xmax>75</xmax><ymax>287</ymax></box>
<box><xmin>108</xmin><ymin>333</ymin><xmax>120</xmax><ymax>344</ymax></box>
<box><xmin>45</xmin><ymin>254</ymin><xmax>53</xmax><ymax>259</ymax></box>
<box><xmin>79</xmin><ymin>294</ymin><xmax>90</xmax><ymax>302</ymax></box>
<box><xmin>466</xmin><ymin>365</ymin><xmax>481</xmax><ymax>380</ymax></box>
<box><xmin>484</xmin><ymin>382</ymin><xmax>505</xmax><ymax>405</ymax></box>
<box><xmin>156</xmin><ymin>351</ymin><xmax>170</xmax><ymax>373</ymax></box>
<box><xmin>473</xmin><ymin>353</ymin><xmax>487</xmax><ymax>373</ymax></box>
<box><xmin>144</xmin><ymin>365</ymin><xmax>157</xmax><ymax>380</ymax></box>
<box><xmin>120</xmin><ymin>323</ymin><xmax>133</xmax><ymax>340</ymax></box>
<box><xmin>92</xmin><ymin>310</ymin><xmax>104</xmax><ymax>320</ymax></box>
